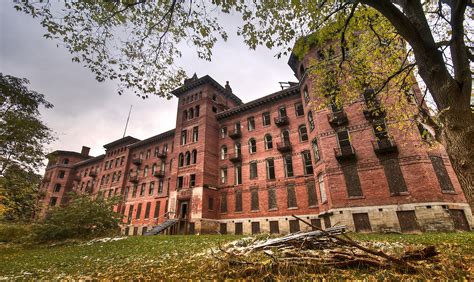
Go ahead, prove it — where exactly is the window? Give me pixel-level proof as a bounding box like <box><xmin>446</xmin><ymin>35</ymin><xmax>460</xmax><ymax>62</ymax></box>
<box><xmin>234</xmin><ymin>122</ymin><xmax>241</xmax><ymax>133</ymax></box>
<box><xmin>248</xmin><ymin>138</ymin><xmax>257</xmax><ymax>154</ymax></box>
<box><xmin>189</xmin><ymin>108</ymin><xmax>194</xmax><ymax>119</ymax></box>
<box><xmin>135</xmin><ymin>203</ymin><xmax>142</xmax><ymax>219</ymax></box>
<box><xmin>264</xmin><ymin>134</ymin><xmax>273</xmax><ymax>150</ymax></box>
<box><xmin>247</xmin><ymin>117</ymin><xmax>255</xmax><ymax>131</ymax></box>
<box><xmin>212</xmin><ymin>106</ymin><xmax>217</xmax><ymax>113</ymax></box>
<box><xmin>63</xmin><ymin>158</ymin><xmax>69</xmax><ymax>164</ymax></box>
<box><xmin>220</xmin><ymin>146</ymin><xmax>227</xmax><ymax>160</ymax></box>
<box><xmin>106</xmin><ymin>174</ymin><xmax>110</xmax><ymax>183</ymax></box>
<box><xmin>262</xmin><ymin>112</ymin><xmax>271</xmax><ymax>126</ymax></box>
<box><xmin>144</xmin><ymin>202</ymin><xmax>151</xmax><ymax>219</ymax></box>
<box><xmin>154</xmin><ymin>147</ymin><xmax>159</xmax><ymax>157</ymax></box>
<box><xmin>120</xmin><ymin>156</ymin><xmax>125</xmax><ymax>165</ymax></box>
<box><xmin>191</xmin><ymin>150</ymin><xmax>197</xmax><ymax>164</ymax></box>
<box><xmin>287</xmin><ymin>184</ymin><xmax>298</xmax><ymax>208</ymax></box>
<box><xmin>337</xmin><ymin>129</ymin><xmax>351</xmax><ymax>147</ymax></box>
<box><xmin>181</xmin><ymin>130</ymin><xmax>187</xmax><ymax>145</ymax></box>
<box><xmin>183</xmin><ymin>110</ymin><xmax>188</xmax><ymax>121</ymax></box>
<box><xmin>53</xmin><ymin>183</ymin><xmax>61</xmax><ymax>192</ymax></box>
<box><xmin>146</xmin><ymin>150</ymin><xmax>150</xmax><ymax>159</ymax></box>
<box><xmin>139</xmin><ymin>152</ymin><xmax>144</xmax><ymax>160</ymax></box>
<box><xmin>318</xmin><ymin>173</ymin><xmax>327</xmax><ymax>203</ymax></box>
<box><xmin>266</xmin><ymin>158</ymin><xmax>276</xmax><ymax>180</ymax></box>
<box><xmin>84</xmin><ymin>169</ymin><xmax>89</xmax><ymax>177</ymax></box>
<box><xmin>295</xmin><ymin>103</ymin><xmax>304</xmax><ymax>117</ymax></box>
<box><xmin>178</xmin><ymin>153</ymin><xmax>184</xmax><ymax>167</ymax></box>
<box><xmin>132</xmin><ymin>184</ymin><xmax>138</xmax><ymax>197</ymax></box>
<box><xmin>312</xmin><ymin>138</ymin><xmax>321</xmax><ymax>162</ymax></box>
<box><xmin>112</xmin><ymin>172</ymin><xmax>117</xmax><ymax>182</ymax></box>
<box><xmin>279</xmin><ymin>106</ymin><xmax>287</xmax><ymax>117</ymax></box>
<box><xmin>249</xmin><ymin>161</ymin><xmax>258</xmax><ymax>179</ymax></box>
<box><xmin>281</xmin><ymin>129</ymin><xmax>291</xmax><ymax>144</ymax></box>
<box><xmin>117</xmin><ymin>171</ymin><xmax>122</xmax><ymax>181</ymax></box>
<box><xmin>298</xmin><ymin>125</ymin><xmax>308</xmax><ymax>142</ymax></box>
<box><xmin>268</xmin><ymin>188</ymin><xmax>277</xmax><ymax>210</ymax></box>
<box><xmin>284</xmin><ymin>154</ymin><xmax>294</xmax><ymax>177</ymax></box>
<box><xmin>372</xmin><ymin>118</ymin><xmax>388</xmax><ymax>140</ymax></box>
<box><xmin>143</xmin><ymin>166</ymin><xmax>149</xmax><ymax>177</ymax></box>
<box><xmin>163</xmin><ymin>144</ymin><xmax>168</xmax><ymax>153</ymax></box>
<box><xmin>152</xmin><ymin>163</ymin><xmax>157</xmax><ymax>175</ymax></box>
<box><xmin>104</xmin><ymin>161</ymin><xmax>109</xmax><ymax>170</ymax></box>
<box><xmin>195</xmin><ymin>105</ymin><xmax>200</xmax><ymax>117</ymax></box>
<box><xmin>220</xmin><ymin>193</ymin><xmax>227</xmax><ymax>213</ymax></box>
<box><xmin>49</xmin><ymin>197</ymin><xmax>57</xmax><ymax>206</ymax></box>
<box><xmin>149</xmin><ymin>181</ymin><xmax>154</xmax><ymax>195</ymax></box>
<box><xmin>220</xmin><ymin>127</ymin><xmax>227</xmax><ymax>138</ymax></box>
<box><xmin>177</xmin><ymin>176</ymin><xmax>184</xmax><ymax>189</ymax></box>
<box><xmin>158</xmin><ymin>178</ymin><xmax>164</xmax><ymax>193</ymax></box>
<box><xmin>185</xmin><ymin>151</ymin><xmax>191</xmax><ymax>166</ymax></box>
<box><xmin>235</xmin><ymin>190</ymin><xmax>242</xmax><ymax>212</ymax></box>
<box><xmin>220</xmin><ymin>167</ymin><xmax>227</xmax><ymax>184</ymax></box>
<box><xmin>251</xmin><ymin>189</ymin><xmax>259</xmax><ymax>211</ymax></box>
<box><xmin>302</xmin><ymin>151</ymin><xmax>314</xmax><ymax>175</ymax></box>
<box><xmin>154</xmin><ymin>201</ymin><xmax>161</xmax><ymax>218</ymax></box>
<box><xmin>235</xmin><ymin>165</ymin><xmax>242</xmax><ymax>185</ymax></box>
<box><xmin>234</xmin><ymin>143</ymin><xmax>241</xmax><ymax>156</ymax></box>
<box><xmin>308</xmin><ymin>111</ymin><xmax>315</xmax><ymax>130</ymax></box>
<box><xmin>192</xmin><ymin>126</ymin><xmax>199</xmax><ymax>142</ymax></box>
<box><xmin>307</xmin><ymin>181</ymin><xmax>317</xmax><ymax>207</ymax></box>
<box><xmin>58</xmin><ymin>170</ymin><xmax>65</xmax><ymax>179</ymax></box>
<box><xmin>212</xmin><ymin>94</ymin><xmax>217</xmax><ymax>101</ymax></box>
<box><xmin>303</xmin><ymin>86</ymin><xmax>310</xmax><ymax>103</ymax></box>
<box><xmin>208</xmin><ymin>197</ymin><xmax>214</xmax><ymax>210</ymax></box>
<box><xmin>190</xmin><ymin>174</ymin><xmax>196</xmax><ymax>187</ymax></box>
<box><xmin>140</xmin><ymin>183</ymin><xmax>146</xmax><ymax>196</ymax></box>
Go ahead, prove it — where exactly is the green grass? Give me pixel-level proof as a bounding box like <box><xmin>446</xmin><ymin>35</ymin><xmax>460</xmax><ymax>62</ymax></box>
<box><xmin>0</xmin><ymin>232</ymin><xmax>472</xmax><ymax>279</ymax></box>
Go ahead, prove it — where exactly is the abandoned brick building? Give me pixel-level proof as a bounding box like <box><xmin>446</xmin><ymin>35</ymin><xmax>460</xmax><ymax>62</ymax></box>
<box><xmin>39</xmin><ymin>42</ymin><xmax>472</xmax><ymax>235</ymax></box>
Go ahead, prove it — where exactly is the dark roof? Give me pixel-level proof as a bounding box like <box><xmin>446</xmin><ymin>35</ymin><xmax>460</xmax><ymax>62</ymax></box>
<box><xmin>171</xmin><ymin>75</ymin><xmax>243</xmax><ymax>105</ymax></box>
<box><xmin>288</xmin><ymin>53</ymin><xmax>299</xmax><ymax>74</ymax></box>
<box><xmin>216</xmin><ymin>85</ymin><xmax>300</xmax><ymax>120</ymax></box>
<box><xmin>103</xmin><ymin>136</ymin><xmax>140</xmax><ymax>149</ymax></box>
<box><xmin>47</xmin><ymin>150</ymin><xmax>90</xmax><ymax>158</ymax></box>
<box><xmin>128</xmin><ymin>129</ymin><xmax>175</xmax><ymax>149</ymax></box>
<box><xmin>73</xmin><ymin>154</ymin><xmax>105</xmax><ymax>167</ymax></box>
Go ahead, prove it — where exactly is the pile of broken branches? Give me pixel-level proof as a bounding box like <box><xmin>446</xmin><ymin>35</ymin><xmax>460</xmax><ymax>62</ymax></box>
<box><xmin>213</xmin><ymin>215</ymin><xmax>438</xmax><ymax>277</ymax></box>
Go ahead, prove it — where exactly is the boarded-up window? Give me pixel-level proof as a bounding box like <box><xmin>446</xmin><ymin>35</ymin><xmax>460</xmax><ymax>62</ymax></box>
<box><xmin>188</xmin><ymin>223</ymin><xmax>195</xmax><ymax>235</ymax></box>
<box><xmin>235</xmin><ymin>222</ymin><xmax>243</xmax><ymax>235</ymax></box>
<box><xmin>220</xmin><ymin>193</ymin><xmax>227</xmax><ymax>213</ymax></box>
<box><xmin>124</xmin><ymin>227</ymin><xmax>129</xmax><ymax>236</ymax></box>
<box><xmin>311</xmin><ymin>219</ymin><xmax>322</xmax><ymax>230</ymax></box>
<box><xmin>251</xmin><ymin>189</ymin><xmax>259</xmax><ymax>211</ymax></box>
<box><xmin>341</xmin><ymin>163</ymin><xmax>363</xmax><ymax>197</ymax></box>
<box><xmin>352</xmin><ymin>213</ymin><xmax>372</xmax><ymax>232</ymax></box>
<box><xmin>287</xmin><ymin>184</ymin><xmax>297</xmax><ymax>208</ymax></box>
<box><xmin>144</xmin><ymin>202</ymin><xmax>151</xmax><ymax>219</ymax></box>
<box><xmin>128</xmin><ymin>204</ymin><xmax>134</xmax><ymax>223</ymax></box>
<box><xmin>396</xmin><ymin>211</ymin><xmax>420</xmax><ymax>233</ymax></box>
<box><xmin>323</xmin><ymin>216</ymin><xmax>332</xmax><ymax>229</ymax></box>
<box><xmin>289</xmin><ymin>220</ymin><xmax>300</xmax><ymax>233</ymax></box>
<box><xmin>382</xmin><ymin>158</ymin><xmax>408</xmax><ymax>194</ymax></box>
<box><xmin>133</xmin><ymin>226</ymin><xmax>138</xmax><ymax>236</ymax></box>
<box><xmin>251</xmin><ymin>222</ymin><xmax>260</xmax><ymax>234</ymax></box>
<box><xmin>268</xmin><ymin>188</ymin><xmax>277</xmax><ymax>210</ymax></box>
<box><xmin>135</xmin><ymin>203</ymin><xmax>142</xmax><ymax>220</ymax></box>
<box><xmin>154</xmin><ymin>201</ymin><xmax>160</xmax><ymax>218</ymax></box>
<box><xmin>450</xmin><ymin>209</ymin><xmax>470</xmax><ymax>231</ymax></box>
<box><xmin>235</xmin><ymin>190</ymin><xmax>243</xmax><ymax>212</ymax></box>
<box><xmin>220</xmin><ymin>223</ymin><xmax>227</xmax><ymax>234</ymax></box>
<box><xmin>430</xmin><ymin>156</ymin><xmax>454</xmax><ymax>192</ymax></box>
<box><xmin>306</xmin><ymin>181</ymin><xmax>317</xmax><ymax>207</ymax></box>
<box><xmin>269</xmin><ymin>221</ymin><xmax>280</xmax><ymax>234</ymax></box>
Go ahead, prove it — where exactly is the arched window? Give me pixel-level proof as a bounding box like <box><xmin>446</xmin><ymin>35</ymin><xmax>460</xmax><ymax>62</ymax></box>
<box><xmin>212</xmin><ymin>94</ymin><xmax>217</xmax><ymax>101</ymax></box>
<box><xmin>298</xmin><ymin>125</ymin><xmax>308</xmax><ymax>142</ymax></box>
<box><xmin>303</xmin><ymin>86</ymin><xmax>310</xmax><ymax>104</ymax></box>
<box><xmin>189</xmin><ymin>108</ymin><xmax>194</xmax><ymax>119</ymax></box>
<box><xmin>185</xmin><ymin>151</ymin><xmax>191</xmax><ymax>166</ymax></box>
<box><xmin>248</xmin><ymin>138</ymin><xmax>257</xmax><ymax>154</ymax></box>
<box><xmin>143</xmin><ymin>165</ymin><xmax>149</xmax><ymax>177</ymax></box>
<box><xmin>195</xmin><ymin>105</ymin><xmax>200</xmax><ymax>117</ymax></box>
<box><xmin>220</xmin><ymin>146</ymin><xmax>227</xmax><ymax>160</ymax></box>
<box><xmin>192</xmin><ymin>150</ymin><xmax>197</xmax><ymax>164</ymax></box>
<box><xmin>308</xmin><ymin>111</ymin><xmax>315</xmax><ymax>130</ymax></box>
<box><xmin>178</xmin><ymin>153</ymin><xmax>184</xmax><ymax>167</ymax></box>
<box><xmin>312</xmin><ymin>138</ymin><xmax>321</xmax><ymax>162</ymax></box>
<box><xmin>281</xmin><ymin>129</ymin><xmax>291</xmax><ymax>144</ymax></box>
<box><xmin>152</xmin><ymin>163</ymin><xmax>157</xmax><ymax>175</ymax></box>
<box><xmin>264</xmin><ymin>134</ymin><xmax>273</xmax><ymax>150</ymax></box>
<box><xmin>183</xmin><ymin>110</ymin><xmax>188</xmax><ymax>121</ymax></box>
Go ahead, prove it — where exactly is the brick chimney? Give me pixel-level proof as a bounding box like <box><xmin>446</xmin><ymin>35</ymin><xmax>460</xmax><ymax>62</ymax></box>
<box><xmin>81</xmin><ymin>146</ymin><xmax>90</xmax><ymax>156</ymax></box>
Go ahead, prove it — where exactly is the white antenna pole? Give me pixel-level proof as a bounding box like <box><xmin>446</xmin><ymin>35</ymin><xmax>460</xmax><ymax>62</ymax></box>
<box><xmin>123</xmin><ymin>105</ymin><xmax>133</xmax><ymax>138</ymax></box>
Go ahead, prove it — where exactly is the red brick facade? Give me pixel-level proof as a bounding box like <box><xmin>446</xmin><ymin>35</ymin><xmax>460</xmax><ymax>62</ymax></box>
<box><xmin>39</xmin><ymin>55</ymin><xmax>472</xmax><ymax>235</ymax></box>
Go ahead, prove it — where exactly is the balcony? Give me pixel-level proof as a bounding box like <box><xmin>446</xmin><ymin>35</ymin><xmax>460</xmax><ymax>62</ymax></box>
<box><xmin>276</xmin><ymin>141</ymin><xmax>292</xmax><ymax>153</ymax></box>
<box><xmin>327</xmin><ymin>110</ymin><xmax>348</xmax><ymax>127</ymax></box>
<box><xmin>156</xmin><ymin>152</ymin><xmax>167</xmax><ymax>159</ymax></box>
<box><xmin>363</xmin><ymin>104</ymin><xmax>385</xmax><ymax>120</ymax></box>
<box><xmin>334</xmin><ymin>144</ymin><xmax>356</xmax><ymax>161</ymax></box>
<box><xmin>229</xmin><ymin>129</ymin><xmax>242</xmax><ymax>139</ymax></box>
<box><xmin>132</xmin><ymin>158</ymin><xmax>142</xmax><ymax>166</ymax></box>
<box><xmin>89</xmin><ymin>171</ymin><xmax>97</xmax><ymax>178</ymax></box>
<box><xmin>229</xmin><ymin>153</ymin><xmax>242</xmax><ymax>163</ymax></box>
<box><xmin>372</xmin><ymin>137</ymin><xmax>398</xmax><ymax>155</ymax></box>
<box><xmin>154</xmin><ymin>170</ymin><xmax>165</xmax><ymax>178</ymax></box>
<box><xmin>274</xmin><ymin>116</ymin><xmax>289</xmax><ymax>127</ymax></box>
<box><xmin>129</xmin><ymin>175</ymin><xmax>139</xmax><ymax>183</ymax></box>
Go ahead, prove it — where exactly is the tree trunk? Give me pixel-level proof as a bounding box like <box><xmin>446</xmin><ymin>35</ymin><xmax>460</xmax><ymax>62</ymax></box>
<box><xmin>440</xmin><ymin>107</ymin><xmax>474</xmax><ymax>212</ymax></box>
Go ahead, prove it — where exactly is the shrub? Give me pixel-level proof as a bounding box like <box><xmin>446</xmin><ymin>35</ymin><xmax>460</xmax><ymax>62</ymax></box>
<box><xmin>0</xmin><ymin>223</ymin><xmax>32</xmax><ymax>243</ymax></box>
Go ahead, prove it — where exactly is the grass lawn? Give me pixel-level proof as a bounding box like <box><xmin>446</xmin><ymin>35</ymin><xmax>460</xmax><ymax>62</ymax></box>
<box><xmin>0</xmin><ymin>232</ymin><xmax>472</xmax><ymax>279</ymax></box>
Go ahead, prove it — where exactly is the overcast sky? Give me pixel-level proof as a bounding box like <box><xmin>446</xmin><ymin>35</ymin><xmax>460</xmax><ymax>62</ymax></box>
<box><xmin>0</xmin><ymin>2</ymin><xmax>295</xmax><ymax>160</ymax></box>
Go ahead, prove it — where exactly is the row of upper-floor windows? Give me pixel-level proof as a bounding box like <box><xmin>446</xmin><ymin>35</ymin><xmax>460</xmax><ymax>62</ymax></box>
<box><xmin>100</xmin><ymin>171</ymin><xmax>123</xmax><ymax>185</ymax></box>
<box><xmin>104</xmin><ymin>157</ymin><xmax>125</xmax><ymax>170</ymax></box>
<box><xmin>129</xmin><ymin>162</ymin><xmax>167</xmax><ymax>178</ymax></box>
<box><xmin>106</xmin><ymin>146</ymin><xmax>126</xmax><ymax>157</ymax></box>
<box><xmin>181</xmin><ymin>91</ymin><xmax>202</xmax><ymax>105</ymax></box>
<box><xmin>178</xmin><ymin>150</ymin><xmax>197</xmax><ymax>167</ymax></box>
<box><xmin>220</xmin><ymin>151</ymin><xmax>315</xmax><ymax>185</ymax></box>
<box><xmin>182</xmin><ymin>105</ymin><xmax>200</xmax><ymax>121</ymax></box>
<box><xmin>181</xmin><ymin>126</ymin><xmax>198</xmax><ymax>145</ymax></box>
<box><xmin>126</xmin><ymin>179</ymin><xmax>166</xmax><ymax>198</ymax></box>
<box><xmin>124</xmin><ymin>200</ymin><xmax>164</xmax><ymax>222</ymax></box>
<box><xmin>177</xmin><ymin>174</ymin><xmax>196</xmax><ymax>189</ymax></box>
<box><xmin>133</xmin><ymin>143</ymin><xmax>171</xmax><ymax>161</ymax></box>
